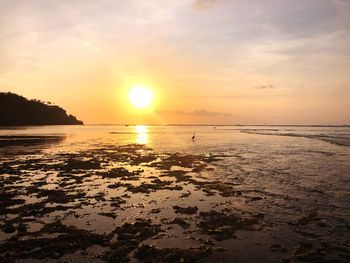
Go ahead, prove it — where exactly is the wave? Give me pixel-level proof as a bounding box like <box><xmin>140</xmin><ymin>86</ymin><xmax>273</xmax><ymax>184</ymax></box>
<box><xmin>240</xmin><ymin>130</ymin><xmax>350</xmax><ymax>147</ymax></box>
<box><xmin>0</xmin><ymin>135</ymin><xmax>65</xmax><ymax>147</ymax></box>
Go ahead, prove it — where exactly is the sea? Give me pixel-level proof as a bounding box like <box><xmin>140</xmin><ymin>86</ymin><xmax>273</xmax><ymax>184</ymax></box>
<box><xmin>0</xmin><ymin>125</ymin><xmax>349</xmax><ymax>262</ymax></box>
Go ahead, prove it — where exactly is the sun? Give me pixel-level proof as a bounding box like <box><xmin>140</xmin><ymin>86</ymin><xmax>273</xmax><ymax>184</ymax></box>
<box><xmin>128</xmin><ymin>85</ymin><xmax>154</xmax><ymax>109</ymax></box>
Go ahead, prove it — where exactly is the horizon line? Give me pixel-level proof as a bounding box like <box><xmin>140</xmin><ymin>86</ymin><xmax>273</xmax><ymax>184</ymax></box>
<box><xmin>84</xmin><ymin>123</ymin><xmax>350</xmax><ymax>127</ymax></box>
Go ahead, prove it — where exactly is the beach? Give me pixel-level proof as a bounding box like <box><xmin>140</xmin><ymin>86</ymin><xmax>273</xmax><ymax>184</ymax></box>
<box><xmin>0</xmin><ymin>125</ymin><xmax>349</xmax><ymax>262</ymax></box>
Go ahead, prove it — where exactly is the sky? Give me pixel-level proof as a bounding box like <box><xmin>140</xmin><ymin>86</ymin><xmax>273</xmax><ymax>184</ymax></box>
<box><xmin>1</xmin><ymin>0</ymin><xmax>350</xmax><ymax>125</ymax></box>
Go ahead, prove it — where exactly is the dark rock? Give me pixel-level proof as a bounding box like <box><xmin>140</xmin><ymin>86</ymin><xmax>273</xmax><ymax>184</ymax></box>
<box><xmin>170</xmin><ymin>218</ymin><xmax>191</xmax><ymax>229</ymax></box>
<box><xmin>173</xmin><ymin>206</ymin><xmax>198</xmax><ymax>215</ymax></box>
<box><xmin>135</xmin><ymin>244</ymin><xmax>212</xmax><ymax>263</ymax></box>
<box><xmin>197</xmin><ymin>210</ymin><xmax>259</xmax><ymax>241</ymax></box>
<box><xmin>3</xmin><ymin>222</ymin><xmax>16</xmax><ymax>233</ymax></box>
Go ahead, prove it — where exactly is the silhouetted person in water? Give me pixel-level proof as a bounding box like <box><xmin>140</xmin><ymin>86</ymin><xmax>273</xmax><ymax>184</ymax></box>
<box><xmin>192</xmin><ymin>133</ymin><xmax>195</xmax><ymax>141</ymax></box>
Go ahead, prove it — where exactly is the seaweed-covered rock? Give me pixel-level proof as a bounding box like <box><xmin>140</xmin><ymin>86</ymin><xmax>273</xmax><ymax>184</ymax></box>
<box><xmin>173</xmin><ymin>205</ymin><xmax>198</xmax><ymax>215</ymax></box>
<box><xmin>104</xmin><ymin>219</ymin><xmax>162</xmax><ymax>262</ymax></box>
<box><xmin>197</xmin><ymin>210</ymin><xmax>259</xmax><ymax>241</ymax></box>
<box><xmin>135</xmin><ymin>244</ymin><xmax>212</xmax><ymax>263</ymax></box>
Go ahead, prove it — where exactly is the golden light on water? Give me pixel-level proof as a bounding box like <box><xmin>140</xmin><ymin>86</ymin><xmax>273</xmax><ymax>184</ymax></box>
<box><xmin>129</xmin><ymin>86</ymin><xmax>153</xmax><ymax>109</ymax></box>
<box><xmin>135</xmin><ymin>125</ymin><xmax>148</xmax><ymax>144</ymax></box>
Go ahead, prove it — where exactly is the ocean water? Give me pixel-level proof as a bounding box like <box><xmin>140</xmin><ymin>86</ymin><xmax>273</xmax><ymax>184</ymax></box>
<box><xmin>0</xmin><ymin>125</ymin><xmax>349</xmax><ymax>262</ymax></box>
<box><xmin>1</xmin><ymin>124</ymin><xmax>350</xmax><ymax>150</ymax></box>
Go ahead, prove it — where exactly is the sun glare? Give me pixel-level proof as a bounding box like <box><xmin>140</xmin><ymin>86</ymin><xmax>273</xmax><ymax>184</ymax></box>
<box><xmin>135</xmin><ymin>125</ymin><xmax>148</xmax><ymax>144</ymax></box>
<box><xmin>129</xmin><ymin>86</ymin><xmax>153</xmax><ymax>109</ymax></box>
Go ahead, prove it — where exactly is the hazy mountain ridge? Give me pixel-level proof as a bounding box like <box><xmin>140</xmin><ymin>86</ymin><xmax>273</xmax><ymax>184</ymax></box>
<box><xmin>0</xmin><ymin>92</ymin><xmax>83</xmax><ymax>126</ymax></box>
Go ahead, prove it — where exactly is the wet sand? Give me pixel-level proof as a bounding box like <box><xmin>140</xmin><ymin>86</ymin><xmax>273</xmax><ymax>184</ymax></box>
<box><xmin>0</xmin><ymin>129</ymin><xmax>350</xmax><ymax>262</ymax></box>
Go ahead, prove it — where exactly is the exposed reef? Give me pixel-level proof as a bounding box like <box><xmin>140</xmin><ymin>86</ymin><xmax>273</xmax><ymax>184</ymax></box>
<box><xmin>0</xmin><ymin>142</ymin><xmax>349</xmax><ymax>262</ymax></box>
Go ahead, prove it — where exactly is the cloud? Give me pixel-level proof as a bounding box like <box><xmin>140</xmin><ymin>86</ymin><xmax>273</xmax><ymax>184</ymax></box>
<box><xmin>158</xmin><ymin>109</ymin><xmax>234</xmax><ymax>117</ymax></box>
<box><xmin>254</xmin><ymin>84</ymin><xmax>274</xmax><ymax>90</ymax></box>
<box><xmin>194</xmin><ymin>0</ymin><xmax>221</xmax><ymax>10</ymax></box>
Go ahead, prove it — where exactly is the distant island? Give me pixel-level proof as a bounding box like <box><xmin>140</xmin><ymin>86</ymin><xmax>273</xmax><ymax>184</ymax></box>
<box><xmin>0</xmin><ymin>92</ymin><xmax>83</xmax><ymax>126</ymax></box>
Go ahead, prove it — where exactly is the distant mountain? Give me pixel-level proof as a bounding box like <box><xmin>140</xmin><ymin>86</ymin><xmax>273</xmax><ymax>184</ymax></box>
<box><xmin>0</xmin><ymin>92</ymin><xmax>83</xmax><ymax>126</ymax></box>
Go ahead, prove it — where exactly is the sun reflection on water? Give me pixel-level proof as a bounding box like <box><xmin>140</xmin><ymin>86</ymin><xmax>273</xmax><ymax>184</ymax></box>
<box><xmin>135</xmin><ymin>125</ymin><xmax>148</xmax><ymax>144</ymax></box>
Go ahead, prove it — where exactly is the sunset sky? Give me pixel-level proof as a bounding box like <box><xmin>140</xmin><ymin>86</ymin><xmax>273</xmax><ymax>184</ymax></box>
<box><xmin>1</xmin><ymin>0</ymin><xmax>349</xmax><ymax>125</ymax></box>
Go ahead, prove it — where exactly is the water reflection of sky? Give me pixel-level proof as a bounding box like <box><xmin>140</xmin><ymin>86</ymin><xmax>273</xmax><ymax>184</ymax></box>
<box><xmin>135</xmin><ymin>125</ymin><xmax>148</xmax><ymax>145</ymax></box>
<box><xmin>1</xmin><ymin>125</ymin><xmax>349</xmax><ymax>153</ymax></box>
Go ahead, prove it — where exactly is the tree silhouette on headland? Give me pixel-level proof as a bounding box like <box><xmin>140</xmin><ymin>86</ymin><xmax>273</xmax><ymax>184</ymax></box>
<box><xmin>0</xmin><ymin>92</ymin><xmax>83</xmax><ymax>126</ymax></box>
